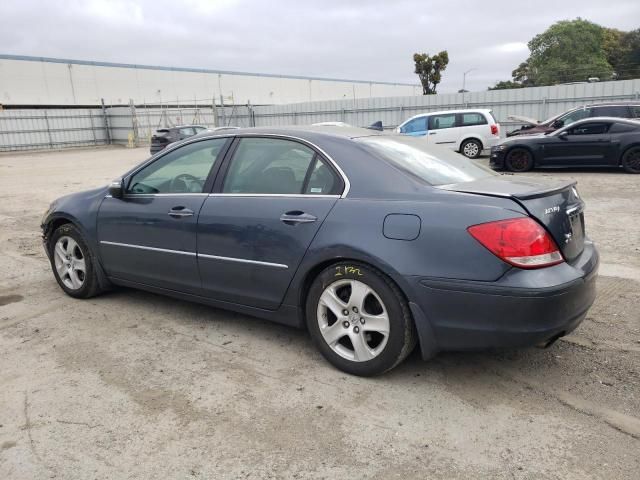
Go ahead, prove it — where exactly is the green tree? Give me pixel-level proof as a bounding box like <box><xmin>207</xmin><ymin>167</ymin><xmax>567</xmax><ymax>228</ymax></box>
<box><xmin>488</xmin><ymin>80</ymin><xmax>524</xmax><ymax>91</ymax></box>
<box><xmin>413</xmin><ymin>51</ymin><xmax>449</xmax><ymax>95</ymax></box>
<box><xmin>616</xmin><ymin>29</ymin><xmax>640</xmax><ymax>79</ymax></box>
<box><xmin>526</xmin><ymin>18</ymin><xmax>613</xmax><ymax>84</ymax></box>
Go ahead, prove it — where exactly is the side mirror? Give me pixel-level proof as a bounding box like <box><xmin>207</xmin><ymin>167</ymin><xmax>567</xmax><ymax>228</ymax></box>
<box><xmin>558</xmin><ymin>131</ymin><xmax>569</xmax><ymax>139</ymax></box>
<box><xmin>552</xmin><ymin>120</ymin><xmax>564</xmax><ymax>129</ymax></box>
<box><xmin>109</xmin><ymin>179</ymin><xmax>124</xmax><ymax>199</ymax></box>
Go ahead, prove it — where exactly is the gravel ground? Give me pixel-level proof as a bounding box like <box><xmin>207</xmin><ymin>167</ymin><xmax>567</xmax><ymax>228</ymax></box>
<box><xmin>0</xmin><ymin>146</ymin><xmax>638</xmax><ymax>479</ymax></box>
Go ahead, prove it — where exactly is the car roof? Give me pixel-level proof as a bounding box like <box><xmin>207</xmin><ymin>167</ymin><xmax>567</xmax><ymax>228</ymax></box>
<box><xmin>564</xmin><ymin>116</ymin><xmax>640</xmax><ymax>127</ymax></box>
<box><xmin>191</xmin><ymin>125</ymin><xmax>387</xmax><ymax>141</ymax></box>
<box><xmin>403</xmin><ymin>109</ymin><xmax>492</xmax><ymax>122</ymax></box>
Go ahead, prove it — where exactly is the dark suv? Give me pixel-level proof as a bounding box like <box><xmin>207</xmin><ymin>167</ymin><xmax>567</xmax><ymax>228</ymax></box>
<box><xmin>150</xmin><ymin>125</ymin><xmax>208</xmax><ymax>154</ymax></box>
<box><xmin>507</xmin><ymin>103</ymin><xmax>640</xmax><ymax>137</ymax></box>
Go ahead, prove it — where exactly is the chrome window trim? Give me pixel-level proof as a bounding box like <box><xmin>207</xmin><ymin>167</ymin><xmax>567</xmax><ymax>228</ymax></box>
<box><xmin>100</xmin><ymin>241</ymin><xmax>197</xmax><ymax>257</ymax></box>
<box><xmin>99</xmin><ymin>241</ymin><xmax>288</xmax><ymax>269</ymax></box>
<box><xmin>198</xmin><ymin>253</ymin><xmax>288</xmax><ymax>269</ymax></box>
<box><xmin>208</xmin><ymin>193</ymin><xmax>339</xmax><ymax>199</ymax></box>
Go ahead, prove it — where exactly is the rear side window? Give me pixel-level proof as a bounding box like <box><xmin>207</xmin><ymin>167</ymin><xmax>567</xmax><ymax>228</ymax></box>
<box><xmin>567</xmin><ymin>122</ymin><xmax>610</xmax><ymax>135</ymax></box>
<box><xmin>429</xmin><ymin>114</ymin><xmax>456</xmax><ymax>130</ymax></box>
<box><xmin>356</xmin><ymin>136</ymin><xmax>496</xmax><ymax>186</ymax></box>
<box><xmin>459</xmin><ymin>112</ymin><xmax>488</xmax><ymax>126</ymax></box>
<box><xmin>223</xmin><ymin>138</ymin><xmax>328</xmax><ymax>194</ymax></box>
<box><xmin>590</xmin><ymin>106</ymin><xmax>630</xmax><ymax>118</ymax></box>
<box><xmin>401</xmin><ymin>117</ymin><xmax>427</xmax><ymax>134</ymax></box>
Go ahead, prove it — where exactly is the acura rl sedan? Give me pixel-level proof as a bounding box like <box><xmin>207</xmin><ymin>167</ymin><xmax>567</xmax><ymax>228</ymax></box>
<box><xmin>41</xmin><ymin>126</ymin><xmax>599</xmax><ymax>376</ymax></box>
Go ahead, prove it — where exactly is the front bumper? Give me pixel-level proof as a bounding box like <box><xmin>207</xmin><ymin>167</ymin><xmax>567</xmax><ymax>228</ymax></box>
<box><xmin>408</xmin><ymin>241</ymin><xmax>599</xmax><ymax>355</ymax></box>
<box><xmin>489</xmin><ymin>148</ymin><xmax>507</xmax><ymax>169</ymax></box>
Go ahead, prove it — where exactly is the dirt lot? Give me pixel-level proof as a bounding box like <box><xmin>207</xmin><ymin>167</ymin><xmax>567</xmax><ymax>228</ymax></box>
<box><xmin>0</xmin><ymin>146</ymin><xmax>639</xmax><ymax>479</ymax></box>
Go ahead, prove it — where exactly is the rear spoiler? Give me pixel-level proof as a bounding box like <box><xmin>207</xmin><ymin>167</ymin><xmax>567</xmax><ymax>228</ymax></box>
<box><xmin>439</xmin><ymin>177</ymin><xmax>577</xmax><ymax>200</ymax></box>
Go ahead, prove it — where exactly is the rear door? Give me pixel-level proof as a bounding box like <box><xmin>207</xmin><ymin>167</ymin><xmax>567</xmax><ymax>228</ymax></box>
<box><xmin>197</xmin><ymin>136</ymin><xmax>344</xmax><ymax>310</ymax></box>
<box><xmin>427</xmin><ymin>113</ymin><xmax>458</xmax><ymax>148</ymax></box>
<box><xmin>540</xmin><ymin>122</ymin><xmax>615</xmax><ymax>166</ymax></box>
<box><xmin>97</xmin><ymin>137</ymin><xmax>230</xmax><ymax>293</ymax></box>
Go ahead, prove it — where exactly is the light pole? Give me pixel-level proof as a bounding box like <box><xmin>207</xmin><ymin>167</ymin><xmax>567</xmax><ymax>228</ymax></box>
<box><xmin>462</xmin><ymin>68</ymin><xmax>477</xmax><ymax>104</ymax></box>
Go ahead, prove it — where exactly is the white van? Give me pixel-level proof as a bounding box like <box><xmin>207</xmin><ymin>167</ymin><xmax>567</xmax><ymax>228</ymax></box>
<box><xmin>395</xmin><ymin>109</ymin><xmax>501</xmax><ymax>158</ymax></box>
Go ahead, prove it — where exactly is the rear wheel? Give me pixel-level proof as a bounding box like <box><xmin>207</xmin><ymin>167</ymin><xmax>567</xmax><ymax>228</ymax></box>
<box><xmin>505</xmin><ymin>148</ymin><xmax>534</xmax><ymax>172</ymax></box>
<box><xmin>305</xmin><ymin>262</ymin><xmax>416</xmax><ymax>376</ymax></box>
<box><xmin>49</xmin><ymin>224</ymin><xmax>102</xmax><ymax>299</ymax></box>
<box><xmin>621</xmin><ymin>146</ymin><xmax>640</xmax><ymax>174</ymax></box>
<box><xmin>460</xmin><ymin>139</ymin><xmax>483</xmax><ymax>159</ymax></box>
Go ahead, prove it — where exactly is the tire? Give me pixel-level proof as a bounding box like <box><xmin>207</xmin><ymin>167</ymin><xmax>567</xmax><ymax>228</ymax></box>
<box><xmin>505</xmin><ymin>148</ymin><xmax>534</xmax><ymax>172</ymax></box>
<box><xmin>305</xmin><ymin>262</ymin><xmax>416</xmax><ymax>376</ymax></box>
<box><xmin>48</xmin><ymin>223</ymin><xmax>103</xmax><ymax>299</ymax></box>
<box><xmin>621</xmin><ymin>146</ymin><xmax>640</xmax><ymax>174</ymax></box>
<box><xmin>460</xmin><ymin>139</ymin><xmax>483</xmax><ymax>159</ymax></box>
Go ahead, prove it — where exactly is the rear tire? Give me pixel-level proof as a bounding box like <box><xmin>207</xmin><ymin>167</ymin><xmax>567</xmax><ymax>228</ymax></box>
<box><xmin>505</xmin><ymin>148</ymin><xmax>534</xmax><ymax>172</ymax></box>
<box><xmin>305</xmin><ymin>262</ymin><xmax>416</xmax><ymax>376</ymax></box>
<box><xmin>621</xmin><ymin>146</ymin><xmax>640</xmax><ymax>174</ymax></box>
<box><xmin>48</xmin><ymin>224</ymin><xmax>103</xmax><ymax>299</ymax></box>
<box><xmin>460</xmin><ymin>139</ymin><xmax>483</xmax><ymax>159</ymax></box>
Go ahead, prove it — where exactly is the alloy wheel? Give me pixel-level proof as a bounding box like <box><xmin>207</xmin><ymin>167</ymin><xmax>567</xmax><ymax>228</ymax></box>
<box><xmin>463</xmin><ymin>142</ymin><xmax>480</xmax><ymax>158</ymax></box>
<box><xmin>623</xmin><ymin>147</ymin><xmax>640</xmax><ymax>173</ymax></box>
<box><xmin>316</xmin><ymin>279</ymin><xmax>390</xmax><ymax>362</ymax></box>
<box><xmin>53</xmin><ymin>236</ymin><xmax>86</xmax><ymax>290</ymax></box>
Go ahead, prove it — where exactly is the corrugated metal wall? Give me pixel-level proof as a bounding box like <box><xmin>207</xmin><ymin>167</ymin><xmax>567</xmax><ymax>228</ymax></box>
<box><xmin>1</xmin><ymin>78</ymin><xmax>639</xmax><ymax>152</ymax></box>
<box><xmin>0</xmin><ymin>108</ymin><xmax>107</xmax><ymax>151</ymax></box>
<box><xmin>250</xmin><ymin>78</ymin><xmax>640</xmax><ymax>129</ymax></box>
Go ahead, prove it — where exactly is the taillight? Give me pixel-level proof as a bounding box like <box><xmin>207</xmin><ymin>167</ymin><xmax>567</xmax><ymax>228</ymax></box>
<box><xmin>490</xmin><ymin>124</ymin><xmax>499</xmax><ymax>135</ymax></box>
<box><xmin>467</xmin><ymin>218</ymin><xmax>563</xmax><ymax>269</ymax></box>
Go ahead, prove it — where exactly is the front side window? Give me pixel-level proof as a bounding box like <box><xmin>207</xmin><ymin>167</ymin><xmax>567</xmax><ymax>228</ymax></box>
<box><xmin>401</xmin><ymin>117</ymin><xmax>427</xmax><ymax>134</ymax></box>
<box><xmin>459</xmin><ymin>112</ymin><xmax>488</xmax><ymax>126</ymax></box>
<box><xmin>558</xmin><ymin>108</ymin><xmax>589</xmax><ymax>127</ymax></box>
<box><xmin>429</xmin><ymin>114</ymin><xmax>456</xmax><ymax>130</ymax></box>
<box><xmin>223</xmin><ymin>138</ymin><xmax>317</xmax><ymax>194</ymax></box>
<box><xmin>567</xmin><ymin>122</ymin><xmax>610</xmax><ymax>135</ymax></box>
<box><xmin>128</xmin><ymin>138</ymin><xmax>228</xmax><ymax>194</ymax></box>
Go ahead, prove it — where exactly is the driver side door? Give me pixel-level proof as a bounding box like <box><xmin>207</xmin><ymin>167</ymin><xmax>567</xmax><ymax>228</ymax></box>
<box><xmin>97</xmin><ymin>137</ymin><xmax>230</xmax><ymax>293</ymax></box>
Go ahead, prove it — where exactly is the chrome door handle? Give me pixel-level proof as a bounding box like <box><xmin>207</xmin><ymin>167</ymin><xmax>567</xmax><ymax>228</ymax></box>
<box><xmin>168</xmin><ymin>206</ymin><xmax>194</xmax><ymax>218</ymax></box>
<box><xmin>280</xmin><ymin>211</ymin><xmax>317</xmax><ymax>225</ymax></box>
<box><xmin>428</xmin><ymin>132</ymin><xmax>437</xmax><ymax>135</ymax></box>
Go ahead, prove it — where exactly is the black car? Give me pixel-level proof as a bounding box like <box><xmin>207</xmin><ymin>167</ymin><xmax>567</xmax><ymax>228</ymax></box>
<box><xmin>507</xmin><ymin>103</ymin><xmax>640</xmax><ymax>137</ymax></box>
<box><xmin>150</xmin><ymin>125</ymin><xmax>209</xmax><ymax>154</ymax></box>
<box><xmin>491</xmin><ymin>117</ymin><xmax>640</xmax><ymax>174</ymax></box>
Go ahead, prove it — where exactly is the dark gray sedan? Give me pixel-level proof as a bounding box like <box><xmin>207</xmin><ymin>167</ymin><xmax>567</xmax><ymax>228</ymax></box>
<box><xmin>41</xmin><ymin>127</ymin><xmax>598</xmax><ymax>376</ymax></box>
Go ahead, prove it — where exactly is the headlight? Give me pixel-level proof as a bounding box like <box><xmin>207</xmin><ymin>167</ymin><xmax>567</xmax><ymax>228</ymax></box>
<box><xmin>492</xmin><ymin>144</ymin><xmax>507</xmax><ymax>151</ymax></box>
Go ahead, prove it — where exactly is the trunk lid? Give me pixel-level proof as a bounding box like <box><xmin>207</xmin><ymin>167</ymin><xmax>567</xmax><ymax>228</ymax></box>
<box><xmin>151</xmin><ymin>129</ymin><xmax>171</xmax><ymax>146</ymax></box>
<box><xmin>440</xmin><ymin>176</ymin><xmax>585</xmax><ymax>261</ymax></box>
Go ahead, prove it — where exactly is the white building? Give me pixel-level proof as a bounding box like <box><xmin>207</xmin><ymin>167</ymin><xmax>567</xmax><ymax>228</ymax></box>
<box><xmin>0</xmin><ymin>54</ymin><xmax>420</xmax><ymax>106</ymax></box>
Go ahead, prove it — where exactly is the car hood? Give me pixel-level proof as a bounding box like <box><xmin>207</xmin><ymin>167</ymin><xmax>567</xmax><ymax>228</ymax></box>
<box><xmin>507</xmin><ymin>114</ymin><xmax>540</xmax><ymax>126</ymax></box>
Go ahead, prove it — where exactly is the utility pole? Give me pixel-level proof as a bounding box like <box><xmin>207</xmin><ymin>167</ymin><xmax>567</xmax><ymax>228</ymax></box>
<box><xmin>462</xmin><ymin>68</ymin><xmax>477</xmax><ymax>104</ymax></box>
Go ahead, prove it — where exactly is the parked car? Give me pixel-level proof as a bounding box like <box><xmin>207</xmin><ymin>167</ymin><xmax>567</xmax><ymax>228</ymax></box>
<box><xmin>150</xmin><ymin>125</ymin><xmax>209</xmax><ymax>154</ymax></box>
<box><xmin>491</xmin><ymin>117</ymin><xmax>640</xmax><ymax>173</ymax></box>
<box><xmin>395</xmin><ymin>109</ymin><xmax>501</xmax><ymax>158</ymax></box>
<box><xmin>41</xmin><ymin>126</ymin><xmax>598</xmax><ymax>376</ymax></box>
<box><xmin>507</xmin><ymin>102</ymin><xmax>640</xmax><ymax>137</ymax></box>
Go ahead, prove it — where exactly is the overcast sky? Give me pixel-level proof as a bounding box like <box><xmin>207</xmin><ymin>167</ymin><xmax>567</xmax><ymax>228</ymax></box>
<box><xmin>1</xmin><ymin>0</ymin><xmax>639</xmax><ymax>92</ymax></box>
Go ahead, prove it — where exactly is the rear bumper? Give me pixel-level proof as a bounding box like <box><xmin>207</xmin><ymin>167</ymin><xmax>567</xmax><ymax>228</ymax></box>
<box><xmin>408</xmin><ymin>241</ymin><xmax>599</xmax><ymax>356</ymax></box>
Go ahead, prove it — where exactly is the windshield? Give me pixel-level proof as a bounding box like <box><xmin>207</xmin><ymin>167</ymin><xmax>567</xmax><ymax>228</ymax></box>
<box><xmin>355</xmin><ymin>136</ymin><xmax>497</xmax><ymax>186</ymax></box>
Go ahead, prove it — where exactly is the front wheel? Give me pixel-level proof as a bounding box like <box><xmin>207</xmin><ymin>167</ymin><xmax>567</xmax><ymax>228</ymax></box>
<box><xmin>460</xmin><ymin>139</ymin><xmax>483</xmax><ymax>159</ymax></box>
<box><xmin>621</xmin><ymin>146</ymin><xmax>640</xmax><ymax>173</ymax></box>
<box><xmin>305</xmin><ymin>262</ymin><xmax>416</xmax><ymax>376</ymax></box>
<box><xmin>49</xmin><ymin>224</ymin><xmax>103</xmax><ymax>298</ymax></box>
<box><xmin>505</xmin><ymin>148</ymin><xmax>534</xmax><ymax>172</ymax></box>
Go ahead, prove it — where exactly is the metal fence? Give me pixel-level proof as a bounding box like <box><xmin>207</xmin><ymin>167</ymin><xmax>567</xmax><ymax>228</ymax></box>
<box><xmin>1</xmin><ymin>78</ymin><xmax>639</xmax><ymax>152</ymax></box>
